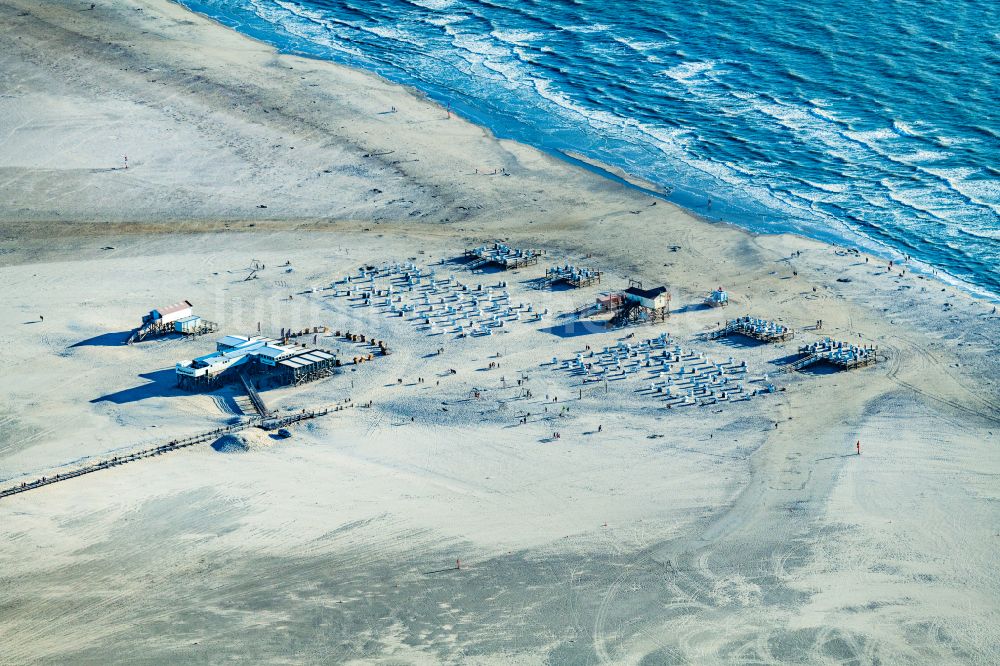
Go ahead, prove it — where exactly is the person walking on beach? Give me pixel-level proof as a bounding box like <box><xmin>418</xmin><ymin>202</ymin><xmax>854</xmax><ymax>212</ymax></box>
<box><xmin>123</xmin><ymin>154</ymin><xmax>128</xmax><ymax>169</ymax></box>
<box><xmin>856</xmin><ymin>440</ymin><xmax>861</xmax><ymax>455</ymax></box>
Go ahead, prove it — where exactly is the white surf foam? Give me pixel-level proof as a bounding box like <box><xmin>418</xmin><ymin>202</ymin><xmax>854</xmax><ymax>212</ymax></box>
<box><xmin>660</xmin><ymin>60</ymin><xmax>716</xmax><ymax>83</ymax></box>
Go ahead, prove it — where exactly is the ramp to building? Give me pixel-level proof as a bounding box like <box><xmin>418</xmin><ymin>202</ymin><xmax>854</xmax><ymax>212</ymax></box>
<box><xmin>239</xmin><ymin>371</ymin><xmax>270</xmax><ymax>418</ymax></box>
<box><xmin>785</xmin><ymin>353</ymin><xmax>819</xmax><ymax>372</ymax></box>
<box><xmin>706</xmin><ymin>321</ymin><xmax>739</xmax><ymax>340</ymax></box>
<box><xmin>126</xmin><ymin>322</ymin><xmax>153</xmax><ymax>345</ymax></box>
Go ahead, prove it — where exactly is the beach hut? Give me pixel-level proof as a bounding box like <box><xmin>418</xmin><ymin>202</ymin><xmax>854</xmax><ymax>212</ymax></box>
<box><xmin>605</xmin><ymin>284</ymin><xmax>671</xmax><ymax>328</ymax></box>
<box><xmin>128</xmin><ymin>299</ymin><xmax>200</xmax><ymax>344</ymax></box>
<box><xmin>623</xmin><ymin>285</ymin><xmax>670</xmax><ymax>310</ymax></box>
<box><xmin>174</xmin><ymin>315</ymin><xmax>202</xmax><ymax>334</ymax></box>
<box><xmin>146</xmin><ymin>300</ymin><xmax>194</xmax><ymax>325</ymax></box>
<box><xmin>705</xmin><ymin>287</ymin><xmax>729</xmax><ymax>307</ymax></box>
<box><xmin>596</xmin><ymin>292</ymin><xmax>624</xmax><ymax>312</ymax></box>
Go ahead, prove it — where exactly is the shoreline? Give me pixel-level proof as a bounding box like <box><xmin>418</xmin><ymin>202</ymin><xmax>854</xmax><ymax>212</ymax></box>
<box><xmin>3</xmin><ymin>0</ymin><xmax>993</xmax><ymax>301</ymax></box>
<box><xmin>171</xmin><ymin>0</ymin><xmax>999</xmax><ymax>303</ymax></box>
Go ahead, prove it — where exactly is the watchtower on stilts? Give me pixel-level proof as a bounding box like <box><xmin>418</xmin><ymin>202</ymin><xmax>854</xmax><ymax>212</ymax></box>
<box><xmin>607</xmin><ymin>281</ymin><xmax>671</xmax><ymax>328</ymax></box>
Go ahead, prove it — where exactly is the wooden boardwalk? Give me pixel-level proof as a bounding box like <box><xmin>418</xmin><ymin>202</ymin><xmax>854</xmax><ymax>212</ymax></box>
<box><xmin>0</xmin><ymin>409</ymin><xmax>331</xmax><ymax>500</ymax></box>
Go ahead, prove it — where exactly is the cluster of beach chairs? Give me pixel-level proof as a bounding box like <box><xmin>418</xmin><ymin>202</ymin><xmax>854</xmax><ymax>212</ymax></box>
<box><xmin>543</xmin><ymin>263</ymin><xmax>601</xmax><ymax>288</ymax></box>
<box><xmin>791</xmin><ymin>338</ymin><xmax>877</xmax><ymax>370</ymax></box>
<box><xmin>709</xmin><ymin>316</ymin><xmax>793</xmax><ymax>343</ymax></box>
<box><xmin>548</xmin><ymin>333</ymin><xmax>772</xmax><ymax>408</ymax></box>
<box><xmin>332</xmin><ymin>262</ymin><xmax>543</xmax><ymax>338</ymax></box>
<box><xmin>465</xmin><ymin>243</ymin><xmax>541</xmax><ymax>270</ymax></box>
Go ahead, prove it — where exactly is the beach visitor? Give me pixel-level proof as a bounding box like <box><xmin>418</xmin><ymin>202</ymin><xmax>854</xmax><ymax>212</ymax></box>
<box><xmin>857</xmin><ymin>440</ymin><xmax>861</xmax><ymax>455</ymax></box>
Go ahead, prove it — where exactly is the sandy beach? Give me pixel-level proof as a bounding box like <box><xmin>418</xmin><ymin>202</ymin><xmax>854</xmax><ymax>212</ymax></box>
<box><xmin>1</xmin><ymin>0</ymin><xmax>998</xmax><ymax>663</ymax></box>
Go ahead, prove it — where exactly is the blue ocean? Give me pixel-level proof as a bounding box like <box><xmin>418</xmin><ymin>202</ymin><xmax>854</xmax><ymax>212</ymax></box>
<box><xmin>178</xmin><ymin>0</ymin><xmax>1000</xmax><ymax>296</ymax></box>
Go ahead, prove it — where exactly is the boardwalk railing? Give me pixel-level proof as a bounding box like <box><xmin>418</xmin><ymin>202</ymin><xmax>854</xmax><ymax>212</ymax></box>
<box><xmin>785</xmin><ymin>353</ymin><xmax>819</xmax><ymax>372</ymax></box>
<box><xmin>126</xmin><ymin>321</ymin><xmax>153</xmax><ymax>345</ymax></box>
<box><xmin>706</xmin><ymin>321</ymin><xmax>739</xmax><ymax>341</ymax></box>
<box><xmin>0</xmin><ymin>408</ymin><xmax>332</xmax><ymax>500</ymax></box>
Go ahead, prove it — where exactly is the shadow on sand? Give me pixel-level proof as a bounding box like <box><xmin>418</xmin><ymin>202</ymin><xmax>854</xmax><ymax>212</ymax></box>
<box><xmin>471</xmin><ymin>264</ymin><xmax>505</xmax><ymax>275</ymax></box>
<box><xmin>446</xmin><ymin>254</ymin><xmax>475</xmax><ymax>267</ymax></box>
<box><xmin>711</xmin><ymin>335</ymin><xmax>767</xmax><ymax>350</ymax></box>
<box><xmin>795</xmin><ymin>362</ymin><xmax>841</xmax><ymax>376</ymax></box>
<box><xmin>672</xmin><ymin>302</ymin><xmax>709</xmax><ymax>314</ymax></box>
<box><xmin>540</xmin><ymin>321</ymin><xmax>605</xmax><ymax>338</ymax></box>
<box><xmin>521</xmin><ymin>278</ymin><xmax>574</xmax><ymax>292</ymax></box>
<box><xmin>768</xmin><ymin>353</ymin><xmax>841</xmax><ymax>375</ymax></box>
<box><xmin>769</xmin><ymin>352</ymin><xmax>804</xmax><ymax>367</ymax></box>
<box><xmin>71</xmin><ymin>330</ymin><xmax>133</xmax><ymax>347</ymax></box>
<box><xmin>91</xmin><ymin>369</ymin><xmax>184</xmax><ymax>404</ymax></box>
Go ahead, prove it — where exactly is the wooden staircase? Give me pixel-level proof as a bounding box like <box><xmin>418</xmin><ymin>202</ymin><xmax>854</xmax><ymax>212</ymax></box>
<box><xmin>239</xmin><ymin>372</ymin><xmax>270</xmax><ymax>418</ymax></box>
<box><xmin>706</xmin><ymin>321</ymin><xmax>738</xmax><ymax>341</ymax></box>
<box><xmin>126</xmin><ymin>322</ymin><xmax>153</xmax><ymax>345</ymax></box>
<box><xmin>785</xmin><ymin>354</ymin><xmax>819</xmax><ymax>372</ymax></box>
<box><xmin>467</xmin><ymin>257</ymin><xmax>489</xmax><ymax>270</ymax></box>
<box><xmin>608</xmin><ymin>301</ymin><xmax>643</xmax><ymax>328</ymax></box>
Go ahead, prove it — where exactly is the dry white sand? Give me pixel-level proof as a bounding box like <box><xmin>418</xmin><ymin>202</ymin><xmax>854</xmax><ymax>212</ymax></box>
<box><xmin>0</xmin><ymin>0</ymin><xmax>998</xmax><ymax>663</ymax></box>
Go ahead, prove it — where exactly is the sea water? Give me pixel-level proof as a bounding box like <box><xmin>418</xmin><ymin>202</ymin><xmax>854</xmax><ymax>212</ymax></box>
<box><xmin>178</xmin><ymin>0</ymin><xmax>1000</xmax><ymax>296</ymax></box>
